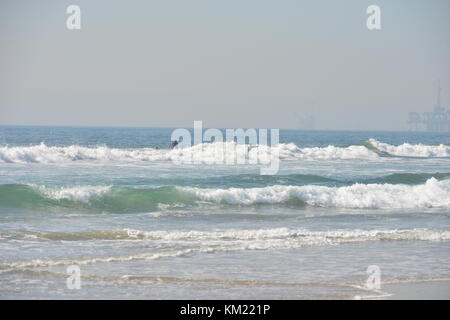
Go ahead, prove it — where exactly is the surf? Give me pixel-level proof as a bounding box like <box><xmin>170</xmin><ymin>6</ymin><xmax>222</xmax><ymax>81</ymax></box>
<box><xmin>1</xmin><ymin>176</ymin><xmax>450</xmax><ymax>213</ymax></box>
<box><xmin>365</xmin><ymin>139</ymin><xmax>450</xmax><ymax>158</ymax></box>
<box><xmin>1</xmin><ymin>139</ymin><xmax>449</xmax><ymax>164</ymax></box>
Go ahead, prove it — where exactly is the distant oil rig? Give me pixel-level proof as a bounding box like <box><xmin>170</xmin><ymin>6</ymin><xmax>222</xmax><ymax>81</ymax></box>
<box><xmin>408</xmin><ymin>82</ymin><xmax>450</xmax><ymax>132</ymax></box>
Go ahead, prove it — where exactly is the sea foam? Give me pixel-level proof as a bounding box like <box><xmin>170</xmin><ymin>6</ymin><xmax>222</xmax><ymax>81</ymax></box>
<box><xmin>31</xmin><ymin>185</ymin><xmax>112</xmax><ymax>203</ymax></box>
<box><xmin>368</xmin><ymin>139</ymin><xmax>450</xmax><ymax>157</ymax></box>
<box><xmin>2</xmin><ymin>228</ymin><xmax>448</xmax><ymax>270</ymax></box>
<box><xmin>180</xmin><ymin>177</ymin><xmax>450</xmax><ymax>209</ymax></box>
<box><xmin>0</xmin><ymin>142</ymin><xmax>380</xmax><ymax>164</ymax></box>
<box><xmin>1</xmin><ymin>140</ymin><xmax>449</xmax><ymax>164</ymax></box>
<box><xmin>0</xmin><ymin>177</ymin><xmax>443</xmax><ymax>211</ymax></box>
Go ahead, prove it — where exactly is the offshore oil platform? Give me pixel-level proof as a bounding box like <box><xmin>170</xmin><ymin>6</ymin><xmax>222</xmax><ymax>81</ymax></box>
<box><xmin>408</xmin><ymin>82</ymin><xmax>450</xmax><ymax>132</ymax></box>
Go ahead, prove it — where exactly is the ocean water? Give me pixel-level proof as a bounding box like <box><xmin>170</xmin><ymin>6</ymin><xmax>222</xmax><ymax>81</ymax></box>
<box><xmin>0</xmin><ymin>125</ymin><xmax>450</xmax><ymax>299</ymax></box>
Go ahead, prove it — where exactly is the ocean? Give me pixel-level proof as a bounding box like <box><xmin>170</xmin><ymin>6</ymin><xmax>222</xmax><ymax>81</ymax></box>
<box><xmin>0</xmin><ymin>125</ymin><xmax>449</xmax><ymax>299</ymax></box>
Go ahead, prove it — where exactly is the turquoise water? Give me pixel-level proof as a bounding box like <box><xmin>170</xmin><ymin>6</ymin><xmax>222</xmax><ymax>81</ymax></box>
<box><xmin>1</xmin><ymin>126</ymin><xmax>450</xmax><ymax>299</ymax></box>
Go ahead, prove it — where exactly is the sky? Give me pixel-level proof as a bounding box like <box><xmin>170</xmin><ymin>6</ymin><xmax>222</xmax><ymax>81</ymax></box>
<box><xmin>0</xmin><ymin>0</ymin><xmax>449</xmax><ymax>130</ymax></box>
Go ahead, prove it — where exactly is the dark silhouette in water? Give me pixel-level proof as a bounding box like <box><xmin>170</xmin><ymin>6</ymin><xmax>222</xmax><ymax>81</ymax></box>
<box><xmin>171</xmin><ymin>140</ymin><xmax>179</xmax><ymax>149</ymax></box>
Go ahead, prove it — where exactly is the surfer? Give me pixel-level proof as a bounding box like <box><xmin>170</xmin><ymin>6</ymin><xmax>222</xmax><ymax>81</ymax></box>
<box><xmin>170</xmin><ymin>140</ymin><xmax>179</xmax><ymax>149</ymax></box>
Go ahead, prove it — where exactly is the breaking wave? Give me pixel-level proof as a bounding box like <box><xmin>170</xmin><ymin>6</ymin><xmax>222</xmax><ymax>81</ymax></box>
<box><xmin>0</xmin><ymin>142</ymin><xmax>379</xmax><ymax>164</ymax></box>
<box><xmin>0</xmin><ymin>143</ymin><xmax>167</xmax><ymax>163</ymax></box>
<box><xmin>367</xmin><ymin>139</ymin><xmax>450</xmax><ymax>158</ymax></box>
<box><xmin>181</xmin><ymin>177</ymin><xmax>450</xmax><ymax>209</ymax></box>
<box><xmin>1</xmin><ymin>140</ymin><xmax>449</xmax><ymax>164</ymax></box>
<box><xmin>1</xmin><ymin>177</ymin><xmax>450</xmax><ymax>213</ymax></box>
<box><xmin>0</xmin><ymin>184</ymin><xmax>197</xmax><ymax>213</ymax></box>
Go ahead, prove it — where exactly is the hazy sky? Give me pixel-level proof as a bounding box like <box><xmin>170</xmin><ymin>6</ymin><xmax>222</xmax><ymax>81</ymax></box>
<box><xmin>1</xmin><ymin>0</ymin><xmax>449</xmax><ymax>130</ymax></box>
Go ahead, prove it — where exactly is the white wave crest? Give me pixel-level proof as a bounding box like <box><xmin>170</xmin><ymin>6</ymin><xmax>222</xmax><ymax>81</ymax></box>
<box><xmin>284</xmin><ymin>144</ymin><xmax>379</xmax><ymax>160</ymax></box>
<box><xmin>180</xmin><ymin>178</ymin><xmax>450</xmax><ymax>209</ymax></box>
<box><xmin>2</xmin><ymin>140</ymin><xmax>449</xmax><ymax>164</ymax></box>
<box><xmin>123</xmin><ymin>227</ymin><xmax>450</xmax><ymax>243</ymax></box>
<box><xmin>369</xmin><ymin>139</ymin><xmax>450</xmax><ymax>157</ymax></box>
<box><xmin>31</xmin><ymin>185</ymin><xmax>112</xmax><ymax>203</ymax></box>
<box><xmin>0</xmin><ymin>142</ymin><xmax>381</xmax><ymax>164</ymax></box>
<box><xmin>168</xmin><ymin>142</ymin><xmax>380</xmax><ymax>162</ymax></box>
<box><xmin>0</xmin><ymin>249</ymin><xmax>192</xmax><ymax>270</ymax></box>
<box><xmin>0</xmin><ymin>143</ymin><xmax>168</xmax><ymax>164</ymax></box>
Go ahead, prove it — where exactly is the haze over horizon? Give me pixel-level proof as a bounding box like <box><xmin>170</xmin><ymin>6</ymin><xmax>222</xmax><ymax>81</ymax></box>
<box><xmin>1</xmin><ymin>0</ymin><xmax>449</xmax><ymax>131</ymax></box>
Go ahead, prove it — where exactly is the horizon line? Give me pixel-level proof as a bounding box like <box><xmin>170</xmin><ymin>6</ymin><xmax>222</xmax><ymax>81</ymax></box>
<box><xmin>0</xmin><ymin>123</ymin><xmax>415</xmax><ymax>133</ymax></box>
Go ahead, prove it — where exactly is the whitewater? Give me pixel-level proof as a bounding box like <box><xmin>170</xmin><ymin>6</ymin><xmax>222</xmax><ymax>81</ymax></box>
<box><xmin>6</xmin><ymin>177</ymin><xmax>449</xmax><ymax>211</ymax></box>
<box><xmin>1</xmin><ymin>138</ymin><xmax>449</xmax><ymax>164</ymax></box>
<box><xmin>1</xmin><ymin>126</ymin><xmax>450</xmax><ymax>299</ymax></box>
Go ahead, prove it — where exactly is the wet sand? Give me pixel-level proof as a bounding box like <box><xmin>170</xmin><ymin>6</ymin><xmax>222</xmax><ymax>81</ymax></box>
<box><xmin>383</xmin><ymin>280</ymin><xmax>450</xmax><ymax>300</ymax></box>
